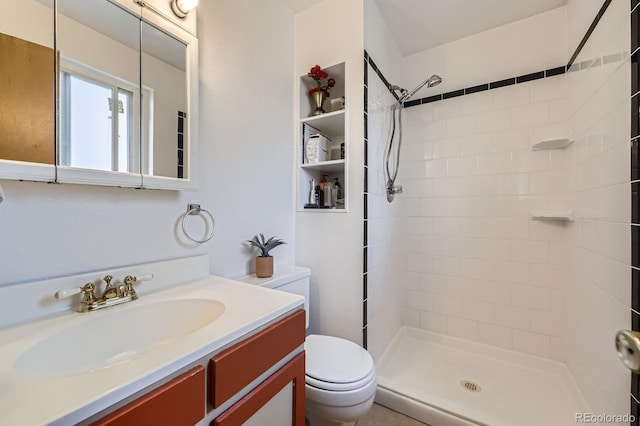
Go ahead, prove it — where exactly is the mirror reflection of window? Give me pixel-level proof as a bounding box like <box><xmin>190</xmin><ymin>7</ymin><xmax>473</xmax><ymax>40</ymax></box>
<box><xmin>59</xmin><ymin>64</ymin><xmax>140</xmax><ymax>173</ymax></box>
<box><xmin>57</xmin><ymin>0</ymin><xmax>140</xmax><ymax>174</ymax></box>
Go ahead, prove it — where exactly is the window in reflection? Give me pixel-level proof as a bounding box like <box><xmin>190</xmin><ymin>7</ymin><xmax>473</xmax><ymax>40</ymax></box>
<box><xmin>59</xmin><ymin>61</ymin><xmax>144</xmax><ymax>173</ymax></box>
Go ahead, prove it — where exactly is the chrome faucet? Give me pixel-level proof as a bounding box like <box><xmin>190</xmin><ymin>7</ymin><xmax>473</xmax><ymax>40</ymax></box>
<box><xmin>56</xmin><ymin>273</ymin><xmax>153</xmax><ymax>312</ymax></box>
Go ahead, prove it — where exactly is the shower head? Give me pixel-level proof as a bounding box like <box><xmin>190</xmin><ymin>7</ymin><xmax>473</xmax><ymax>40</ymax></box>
<box><xmin>398</xmin><ymin>74</ymin><xmax>442</xmax><ymax>103</ymax></box>
<box><xmin>427</xmin><ymin>74</ymin><xmax>442</xmax><ymax>87</ymax></box>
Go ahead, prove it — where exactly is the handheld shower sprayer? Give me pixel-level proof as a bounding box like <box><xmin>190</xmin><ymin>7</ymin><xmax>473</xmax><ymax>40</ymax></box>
<box><xmin>397</xmin><ymin>75</ymin><xmax>442</xmax><ymax>103</ymax></box>
<box><xmin>384</xmin><ymin>74</ymin><xmax>442</xmax><ymax>202</ymax></box>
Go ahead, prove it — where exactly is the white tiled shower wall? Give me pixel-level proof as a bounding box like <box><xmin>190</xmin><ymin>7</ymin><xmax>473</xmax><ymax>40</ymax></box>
<box><xmin>398</xmin><ymin>76</ymin><xmax>570</xmax><ymax>359</ymax></box>
<box><xmin>364</xmin><ymin>0</ymin><xmax>631</xmax><ymax>417</ymax></box>
<box><xmin>364</xmin><ymin>0</ymin><xmax>407</xmax><ymax>361</ymax></box>
<box><xmin>365</xmin><ymin>63</ymin><xmax>406</xmax><ymax>361</ymax></box>
<box><xmin>564</xmin><ymin>0</ymin><xmax>631</xmax><ymax>416</ymax></box>
<box><xmin>366</xmin><ymin>0</ymin><xmax>632</xmax><ymax>416</ymax></box>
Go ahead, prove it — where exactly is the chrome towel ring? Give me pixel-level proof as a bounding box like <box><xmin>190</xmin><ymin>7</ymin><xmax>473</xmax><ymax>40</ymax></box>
<box><xmin>181</xmin><ymin>203</ymin><xmax>216</xmax><ymax>243</ymax></box>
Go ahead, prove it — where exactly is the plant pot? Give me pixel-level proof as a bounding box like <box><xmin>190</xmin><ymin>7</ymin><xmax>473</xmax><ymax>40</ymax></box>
<box><xmin>256</xmin><ymin>256</ymin><xmax>273</xmax><ymax>278</ymax></box>
<box><xmin>310</xmin><ymin>90</ymin><xmax>328</xmax><ymax>116</ymax></box>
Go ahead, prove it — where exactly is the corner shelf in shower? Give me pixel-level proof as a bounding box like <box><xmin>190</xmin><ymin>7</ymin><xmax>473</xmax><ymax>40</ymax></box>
<box><xmin>531</xmin><ymin>138</ymin><xmax>574</xmax><ymax>151</ymax></box>
<box><xmin>531</xmin><ymin>210</ymin><xmax>574</xmax><ymax>221</ymax></box>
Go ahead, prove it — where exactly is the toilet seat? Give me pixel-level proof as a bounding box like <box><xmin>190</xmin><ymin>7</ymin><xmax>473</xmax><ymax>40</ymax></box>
<box><xmin>304</xmin><ymin>334</ymin><xmax>376</xmax><ymax>392</ymax></box>
<box><xmin>306</xmin><ymin>368</ymin><xmax>376</xmax><ymax>392</ymax></box>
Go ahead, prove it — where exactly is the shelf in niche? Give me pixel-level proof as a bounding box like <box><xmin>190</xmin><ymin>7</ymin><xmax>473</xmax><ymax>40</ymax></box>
<box><xmin>300</xmin><ymin>207</ymin><xmax>347</xmax><ymax>213</ymax></box>
<box><xmin>300</xmin><ymin>159</ymin><xmax>345</xmax><ymax>173</ymax></box>
<box><xmin>300</xmin><ymin>110</ymin><xmax>345</xmax><ymax>138</ymax></box>
<box><xmin>531</xmin><ymin>138</ymin><xmax>574</xmax><ymax>151</ymax></box>
<box><xmin>531</xmin><ymin>210</ymin><xmax>574</xmax><ymax>221</ymax></box>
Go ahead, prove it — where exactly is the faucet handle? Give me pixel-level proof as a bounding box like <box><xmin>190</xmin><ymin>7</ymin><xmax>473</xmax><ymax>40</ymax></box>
<box><xmin>55</xmin><ymin>287</ymin><xmax>82</xmax><ymax>299</ymax></box>
<box><xmin>122</xmin><ymin>273</ymin><xmax>154</xmax><ymax>297</ymax></box>
<box><xmin>55</xmin><ymin>283</ymin><xmax>96</xmax><ymax>302</ymax></box>
<box><xmin>103</xmin><ymin>275</ymin><xmax>114</xmax><ymax>288</ymax></box>
<box><xmin>136</xmin><ymin>273</ymin><xmax>154</xmax><ymax>282</ymax></box>
<box><xmin>123</xmin><ymin>273</ymin><xmax>154</xmax><ymax>286</ymax></box>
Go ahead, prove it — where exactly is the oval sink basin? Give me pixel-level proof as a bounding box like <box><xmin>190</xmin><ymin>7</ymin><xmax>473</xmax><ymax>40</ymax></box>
<box><xmin>14</xmin><ymin>298</ymin><xmax>225</xmax><ymax>377</ymax></box>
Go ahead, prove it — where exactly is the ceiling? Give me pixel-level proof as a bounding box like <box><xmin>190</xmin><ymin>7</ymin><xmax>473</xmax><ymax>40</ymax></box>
<box><xmin>283</xmin><ymin>0</ymin><xmax>568</xmax><ymax>56</ymax></box>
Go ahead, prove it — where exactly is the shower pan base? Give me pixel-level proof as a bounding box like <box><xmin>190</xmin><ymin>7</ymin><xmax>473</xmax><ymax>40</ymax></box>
<box><xmin>375</xmin><ymin>327</ymin><xmax>590</xmax><ymax>426</ymax></box>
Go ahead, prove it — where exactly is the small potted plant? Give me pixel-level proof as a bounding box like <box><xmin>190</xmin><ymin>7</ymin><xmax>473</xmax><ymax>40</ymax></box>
<box><xmin>246</xmin><ymin>234</ymin><xmax>286</xmax><ymax>278</ymax></box>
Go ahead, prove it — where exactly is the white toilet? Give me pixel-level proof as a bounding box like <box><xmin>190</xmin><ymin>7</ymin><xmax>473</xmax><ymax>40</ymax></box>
<box><xmin>236</xmin><ymin>266</ymin><xmax>376</xmax><ymax>426</ymax></box>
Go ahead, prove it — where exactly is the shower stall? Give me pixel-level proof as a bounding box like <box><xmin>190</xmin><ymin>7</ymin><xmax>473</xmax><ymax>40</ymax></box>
<box><xmin>364</xmin><ymin>0</ymin><xmax>633</xmax><ymax>424</ymax></box>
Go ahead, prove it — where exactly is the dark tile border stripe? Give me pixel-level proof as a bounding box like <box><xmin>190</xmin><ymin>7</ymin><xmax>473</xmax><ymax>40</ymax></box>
<box><xmin>443</xmin><ymin>89</ymin><xmax>464</xmax><ymax>99</ymax></box>
<box><xmin>517</xmin><ymin>71</ymin><xmax>545</xmax><ymax>83</ymax></box>
<box><xmin>546</xmin><ymin>66</ymin><xmax>566</xmax><ymax>77</ymax></box>
<box><xmin>367</xmin><ymin>55</ymin><xmax>399</xmax><ymax>101</ymax></box>
<box><xmin>402</xmin><ymin>65</ymin><xmax>566</xmax><ymax>108</ymax></box>
<box><xmin>490</xmin><ymin>77</ymin><xmax>516</xmax><ymax>89</ymax></box>
<box><xmin>363</xmin><ymin>50</ymin><xmax>370</xmax><ymax>348</ymax></box>
<box><xmin>630</xmin><ymin>0</ymin><xmax>637</xmax><ymax>420</ymax></box>
<box><xmin>568</xmin><ymin>0</ymin><xmax>613</xmax><ymax>69</ymax></box>
<box><xmin>466</xmin><ymin>84</ymin><xmax>489</xmax><ymax>94</ymax></box>
<box><xmin>632</xmin><ymin>0</ymin><xmax>639</xmax><ymax>337</ymax></box>
<box><xmin>361</xmin><ymin>50</ymin><xmax>401</xmax><ymax>348</ymax></box>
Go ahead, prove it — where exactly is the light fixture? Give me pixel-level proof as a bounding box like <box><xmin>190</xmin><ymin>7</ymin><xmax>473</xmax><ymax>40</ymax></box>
<box><xmin>171</xmin><ymin>0</ymin><xmax>198</xmax><ymax>18</ymax></box>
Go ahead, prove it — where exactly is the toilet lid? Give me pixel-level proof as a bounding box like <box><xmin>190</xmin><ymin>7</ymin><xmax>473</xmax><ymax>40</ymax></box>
<box><xmin>305</xmin><ymin>334</ymin><xmax>374</xmax><ymax>388</ymax></box>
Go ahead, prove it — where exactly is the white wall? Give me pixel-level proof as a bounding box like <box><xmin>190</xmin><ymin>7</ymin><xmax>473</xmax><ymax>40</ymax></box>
<box><xmin>564</xmin><ymin>0</ymin><xmax>631</xmax><ymax>416</ymax></box>
<box><xmin>364</xmin><ymin>0</ymin><xmax>402</xmax><ymax>85</ymax></box>
<box><xmin>0</xmin><ymin>0</ymin><xmax>53</xmax><ymax>48</ymax></box>
<box><xmin>294</xmin><ymin>0</ymin><xmax>365</xmax><ymax>345</ymax></box>
<box><xmin>142</xmin><ymin>52</ymin><xmax>186</xmax><ymax>178</ymax></box>
<box><xmin>400</xmin><ymin>7</ymin><xmax>567</xmax><ymax>97</ymax></box>
<box><xmin>0</xmin><ymin>0</ymin><xmax>296</xmax><ymax>285</ymax></box>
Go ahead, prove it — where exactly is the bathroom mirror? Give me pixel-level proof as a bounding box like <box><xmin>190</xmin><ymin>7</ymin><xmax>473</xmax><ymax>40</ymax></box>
<box><xmin>0</xmin><ymin>0</ymin><xmax>55</xmax><ymax>182</ymax></box>
<box><xmin>56</xmin><ymin>0</ymin><xmax>142</xmax><ymax>187</ymax></box>
<box><xmin>139</xmin><ymin>8</ymin><xmax>197</xmax><ymax>190</ymax></box>
<box><xmin>0</xmin><ymin>0</ymin><xmax>197</xmax><ymax>190</ymax></box>
<box><xmin>140</xmin><ymin>21</ymin><xmax>189</xmax><ymax>183</ymax></box>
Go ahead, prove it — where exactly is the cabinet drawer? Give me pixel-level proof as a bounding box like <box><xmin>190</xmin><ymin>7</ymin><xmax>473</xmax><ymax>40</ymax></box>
<box><xmin>213</xmin><ymin>352</ymin><xmax>306</xmax><ymax>426</ymax></box>
<box><xmin>92</xmin><ymin>366</ymin><xmax>205</xmax><ymax>426</ymax></box>
<box><xmin>209</xmin><ymin>309</ymin><xmax>305</xmax><ymax>408</ymax></box>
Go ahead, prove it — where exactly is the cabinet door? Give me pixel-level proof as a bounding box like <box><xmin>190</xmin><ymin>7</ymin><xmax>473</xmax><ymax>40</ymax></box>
<box><xmin>213</xmin><ymin>352</ymin><xmax>305</xmax><ymax>426</ymax></box>
<box><xmin>92</xmin><ymin>366</ymin><xmax>205</xmax><ymax>426</ymax></box>
<box><xmin>208</xmin><ymin>309</ymin><xmax>305</xmax><ymax>408</ymax></box>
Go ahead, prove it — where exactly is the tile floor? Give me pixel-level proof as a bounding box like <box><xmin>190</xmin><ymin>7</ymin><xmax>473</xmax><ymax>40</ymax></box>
<box><xmin>358</xmin><ymin>404</ymin><xmax>428</xmax><ymax>425</ymax></box>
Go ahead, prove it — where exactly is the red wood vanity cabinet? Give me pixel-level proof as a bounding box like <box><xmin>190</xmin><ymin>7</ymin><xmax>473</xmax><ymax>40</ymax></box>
<box><xmin>91</xmin><ymin>366</ymin><xmax>206</xmax><ymax>426</ymax></box>
<box><xmin>89</xmin><ymin>309</ymin><xmax>306</xmax><ymax>426</ymax></box>
<box><xmin>210</xmin><ymin>309</ymin><xmax>306</xmax><ymax>425</ymax></box>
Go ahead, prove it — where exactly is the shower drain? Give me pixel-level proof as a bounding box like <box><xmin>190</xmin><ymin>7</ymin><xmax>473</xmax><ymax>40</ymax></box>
<box><xmin>460</xmin><ymin>380</ymin><xmax>481</xmax><ymax>393</ymax></box>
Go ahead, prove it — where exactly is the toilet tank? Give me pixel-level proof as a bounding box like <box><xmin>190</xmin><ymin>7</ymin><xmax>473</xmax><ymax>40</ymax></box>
<box><xmin>235</xmin><ymin>266</ymin><xmax>310</xmax><ymax>328</ymax></box>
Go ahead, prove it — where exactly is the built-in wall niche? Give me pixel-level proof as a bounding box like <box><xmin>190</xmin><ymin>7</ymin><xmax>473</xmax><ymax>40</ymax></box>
<box><xmin>297</xmin><ymin>62</ymin><xmax>347</xmax><ymax>211</ymax></box>
<box><xmin>0</xmin><ymin>0</ymin><xmax>198</xmax><ymax>190</ymax></box>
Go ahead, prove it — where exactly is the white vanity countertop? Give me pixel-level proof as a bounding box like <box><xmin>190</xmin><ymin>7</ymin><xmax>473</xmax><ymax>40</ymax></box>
<box><xmin>0</xmin><ymin>275</ymin><xmax>304</xmax><ymax>425</ymax></box>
